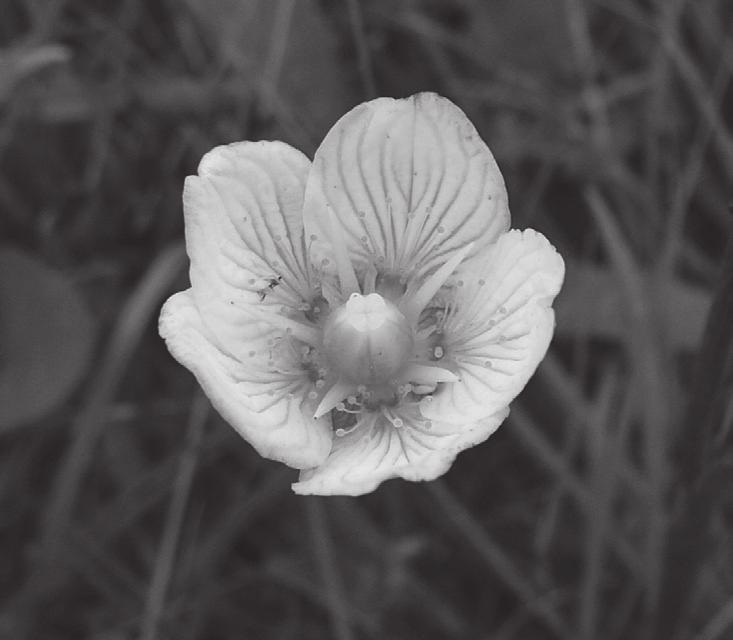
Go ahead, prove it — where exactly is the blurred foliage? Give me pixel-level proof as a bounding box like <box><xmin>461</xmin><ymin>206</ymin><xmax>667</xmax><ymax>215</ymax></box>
<box><xmin>0</xmin><ymin>1</ymin><xmax>732</xmax><ymax>639</ymax></box>
<box><xmin>0</xmin><ymin>248</ymin><xmax>95</xmax><ymax>431</ymax></box>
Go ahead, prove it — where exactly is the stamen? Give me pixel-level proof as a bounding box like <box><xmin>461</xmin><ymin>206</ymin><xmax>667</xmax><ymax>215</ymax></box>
<box><xmin>362</xmin><ymin>263</ymin><xmax>378</xmax><ymax>294</ymax></box>
<box><xmin>397</xmin><ymin>383</ymin><xmax>413</xmax><ymax>397</ymax></box>
<box><xmin>401</xmin><ymin>362</ymin><xmax>459</xmax><ymax>385</ymax></box>
<box><xmin>412</xmin><ymin>383</ymin><xmax>436</xmax><ymax>395</ymax></box>
<box><xmin>338</xmin><ymin>403</ymin><xmax>364</xmax><ymax>415</ymax></box>
<box><xmin>279</xmin><ymin>333</ymin><xmax>302</xmax><ymax>361</ymax></box>
<box><xmin>335</xmin><ymin>423</ymin><xmax>361</xmax><ymax>437</ymax></box>
<box><xmin>381</xmin><ymin>406</ymin><xmax>405</xmax><ymax>429</ymax></box>
<box><xmin>313</xmin><ymin>379</ymin><xmax>358</xmax><ymax>418</ymax></box>
<box><xmin>244</xmin><ymin>306</ymin><xmax>321</xmax><ymax>346</ymax></box>
<box><xmin>334</xmin><ymin>409</ymin><xmax>375</xmax><ymax>437</ymax></box>
<box><xmin>266</xmin><ymin>332</ymin><xmax>312</xmax><ymax>377</ymax></box>
<box><xmin>375</xmin><ymin>272</ymin><xmax>407</xmax><ymax>301</ymax></box>
<box><xmin>401</xmin><ymin>242</ymin><xmax>475</xmax><ymax>325</ymax></box>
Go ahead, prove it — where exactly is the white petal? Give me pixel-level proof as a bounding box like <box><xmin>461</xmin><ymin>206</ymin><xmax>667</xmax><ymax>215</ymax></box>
<box><xmin>422</xmin><ymin>229</ymin><xmax>564</xmax><ymax>423</ymax></box>
<box><xmin>291</xmin><ymin>408</ymin><xmax>508</xmax><ymax>496</ymax></box>
<box><xmin>159</xmin><ymin>291</ymin><xmax>332</xmax><ymax>469</ymax></box>
<box><xmin>302</xmin><ymin>93</ymin><xmax>509</xmax><ymax>287</ymax></box>
<box><xmin>184</xmin><ymin>140</ymin><xmax>316</xmax><ymax>361</ymax></box>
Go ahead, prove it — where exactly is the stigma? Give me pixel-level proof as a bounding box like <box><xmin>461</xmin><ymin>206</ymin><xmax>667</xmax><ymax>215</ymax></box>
<box><xmin>322</xmin><ymin>292</ymin><xmax>413</xmax><ymax>384</ymax></box>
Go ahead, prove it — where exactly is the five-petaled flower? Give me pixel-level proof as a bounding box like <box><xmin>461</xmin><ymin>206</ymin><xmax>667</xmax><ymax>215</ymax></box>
<box><xmin>159</xmin><ymin>93</ymin><xmax>564</xmax><ymax>496</ymax></box>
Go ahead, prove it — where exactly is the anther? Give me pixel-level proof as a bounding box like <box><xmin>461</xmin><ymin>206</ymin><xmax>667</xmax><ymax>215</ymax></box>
<box><xmin>335</xmin><ymin>424</ymin><xmax>360</xmax><ymax>437</ymax></box>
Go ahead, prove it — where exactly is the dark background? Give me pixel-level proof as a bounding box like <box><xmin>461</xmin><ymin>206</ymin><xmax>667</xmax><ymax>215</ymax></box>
<box><xmin>1</xmin><ymin>1</ymin><xmax>732</xmax><ymax>639</ymax></box>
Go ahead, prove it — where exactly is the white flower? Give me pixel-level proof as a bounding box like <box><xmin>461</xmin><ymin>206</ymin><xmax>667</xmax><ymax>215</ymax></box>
<box><xmin>159</xmin><ymin>93</ymin><xmax>564</xmax><ymax>496</ymax></box>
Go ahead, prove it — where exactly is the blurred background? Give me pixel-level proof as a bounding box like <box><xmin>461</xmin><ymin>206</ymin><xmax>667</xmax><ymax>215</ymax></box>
<box><xmin>1</xmin><ymin>0</ymin><xmax>732</xmax><ymax>639</ymax></box>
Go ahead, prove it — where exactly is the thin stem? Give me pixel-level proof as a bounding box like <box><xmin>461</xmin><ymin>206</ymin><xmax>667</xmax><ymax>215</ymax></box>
<box><xmin>138</xmin><ymin>392</ymin><xmax>209</xmax><ymax>640</ymax></box>
<box><xmin>305</xmin><ymin>498</ymin><xmax>356</xmax><ymax>640</ymax></box>
<box><xmin>346</xmin><ymin>0</ymin><xmax>377</xmax><ymax>99</ymax></box>
<box><xmin>428</xmin><ymin>480</ymin><xmax>571</xmax><ymax>639</ymax></box>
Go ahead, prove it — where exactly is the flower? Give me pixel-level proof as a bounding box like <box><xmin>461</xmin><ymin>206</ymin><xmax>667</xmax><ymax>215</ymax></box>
<box><xmin>159</xmin><ymin>93</ymin><xmax>564</xmax><ymax>496</ymax></box>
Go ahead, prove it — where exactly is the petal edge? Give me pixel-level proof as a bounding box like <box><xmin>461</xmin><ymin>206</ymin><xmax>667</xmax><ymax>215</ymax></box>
<box><xmin>159</xmin><ymin>290</ymin><xmax>332</xmax><ymax>469</ymax></box>
<box><xmin>303</xmin><ymin>93</ymin><xmax>510</xmax><ymax>288</ymax></box>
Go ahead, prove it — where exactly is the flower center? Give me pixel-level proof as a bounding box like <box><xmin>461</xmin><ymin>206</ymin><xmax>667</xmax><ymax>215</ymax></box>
<box><xmin>322</xmin><ymin>292</ymin><xmax>413</xmax><ymax>384</ymax></box>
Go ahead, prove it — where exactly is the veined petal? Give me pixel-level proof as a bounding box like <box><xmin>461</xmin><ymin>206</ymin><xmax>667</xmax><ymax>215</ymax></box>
<box><xmin>160</xmin><ymin>291</ymin><xmax>332</xmax><ymax>469</ymax></box>
<box><xmin>302</xmin><ymin>93</ymin><xmax>510</xmax><ymax>287</ymax></box>
<box><xmin>421</xmin><ymin>229</ymin><xmax>564</xmax><ymax>423</ymax></box>
<box><xmin>184</xmin><ymin>140</ymin><xmax>317</xmax><ymax>360</ymax></box>
<box><xmin>292</xmin><ymin>407</ymin><xmax>508</xmax><ymax>496</ymax></box>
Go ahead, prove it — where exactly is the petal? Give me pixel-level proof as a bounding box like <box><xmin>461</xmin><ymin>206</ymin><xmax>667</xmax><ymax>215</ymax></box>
<box><xmin>184</xmin><ymin>140</ymin><xmax>317</xmax><ymax>360</ymax></box>
<box><xmin>292</xmin><ymin>407</ymin><xmax>508</xmax><ymax>496</ymax></box>
<box><xmin>421</xmin><ymin>229</ymin><xmax>564</xmax><ymax>423</ymax></box>
<box><xmin>159</xmin><ymin>290</ymin><xmax>332</xmax><ymax>469</ymax></box>
<box><xmin>302</xmin><ymin>92</ymin><xmax>509</xmax><ymax>288</ymax></box>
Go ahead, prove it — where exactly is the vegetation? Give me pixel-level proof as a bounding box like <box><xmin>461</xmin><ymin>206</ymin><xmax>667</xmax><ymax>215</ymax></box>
<box><xmin>1</xmin><ymin>1</ymin><xmax>732</xmax><ymax>638</ymax></box>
